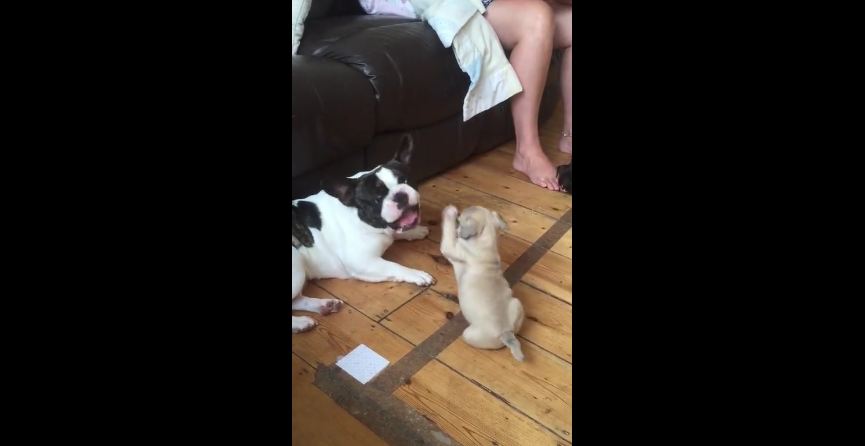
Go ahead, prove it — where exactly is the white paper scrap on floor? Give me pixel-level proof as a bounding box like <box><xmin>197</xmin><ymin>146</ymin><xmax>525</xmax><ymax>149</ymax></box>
<box><xmin>336</xmin><ymin>344</ymin><xmax>391</xmax><ymax>385</ymax></box>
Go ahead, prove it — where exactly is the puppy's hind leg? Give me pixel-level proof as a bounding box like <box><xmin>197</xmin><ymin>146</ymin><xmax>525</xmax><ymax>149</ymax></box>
<box><xmin>462</xmin><ymin>325</ymin><xmax>504</xmax><ymax>349</ymax></box>
<box><xmin>507</xmin><ymin>298</ymin><xmax>525</xmax><ymax>333</ymax></box>
<box><xmin>499</xmin><ymin>298</ymin><xmax>526</xmax><ymax>361</ymax></box>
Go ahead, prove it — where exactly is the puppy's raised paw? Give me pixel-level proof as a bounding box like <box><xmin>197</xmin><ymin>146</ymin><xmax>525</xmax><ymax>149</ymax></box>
<box><xmin>443</xmin><ymin>205</ymin><xmax>458</xmax><ymax>219</ymax></box>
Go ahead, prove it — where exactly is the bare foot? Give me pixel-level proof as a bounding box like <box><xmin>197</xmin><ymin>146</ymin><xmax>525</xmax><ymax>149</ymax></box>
<box><xmin>559</xmin><ymin>134</ymin><xmax>572</xmax><ymax>154</ymax></box>
<box><xmin>513</xmin><ymin>148</ymin><xmax>560</xmax><ymax>191</ymax></box>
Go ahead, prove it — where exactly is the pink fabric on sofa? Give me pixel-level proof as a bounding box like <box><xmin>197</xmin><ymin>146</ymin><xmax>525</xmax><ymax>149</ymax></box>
<box><xmin>358</xmin><ymin>0</ymin><xmax>417</xmax><ymax>18</ymax></box>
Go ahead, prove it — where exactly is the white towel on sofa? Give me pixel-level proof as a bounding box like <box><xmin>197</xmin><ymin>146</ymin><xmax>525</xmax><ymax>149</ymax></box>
<box><xmin>409</xmin><ymin>0</ymin><xmax>522</xmax><ymax>121</ymax></box>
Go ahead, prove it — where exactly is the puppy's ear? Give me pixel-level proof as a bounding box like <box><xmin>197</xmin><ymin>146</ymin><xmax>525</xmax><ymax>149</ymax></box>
<box><xmin>492</xmin><ymin>211</ymin><xmax>508</xmax><ymax>231</ymax></box>
<box><xmin>458</xmin><ymin>217</ymin><xmax>480</xmax><ymax>239</ymax></box>
<box><xmin>322</xmin><ymin>177</ymin><xmax>356</xmax><ymax>206</ymax></box>
<box><xmin>392</xmin><ymin>134</ymin><xmax>413</xmax><ymax>166</ymax></box>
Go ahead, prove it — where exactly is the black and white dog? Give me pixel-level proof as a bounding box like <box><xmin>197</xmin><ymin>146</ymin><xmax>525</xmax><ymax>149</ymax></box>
<box><xmin>291</xmin><ymin>136</ymin><xmax>434</xmax><ymax>333</ymax></box>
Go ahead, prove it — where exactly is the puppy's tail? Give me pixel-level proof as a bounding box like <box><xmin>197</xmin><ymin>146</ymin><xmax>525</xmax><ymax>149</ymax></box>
<box><xmin>500</xmin><ymin>331</ymin><xmax>524</xmax><ymax>362</ymax></box>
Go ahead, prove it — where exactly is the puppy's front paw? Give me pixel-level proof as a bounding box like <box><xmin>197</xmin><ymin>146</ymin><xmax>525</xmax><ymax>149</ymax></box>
<box><xmin>292</xmin><ymin>316</ymin><xmax>318</xmax><ymax>334</ymax></box>
<box><xmin>443</xmin><ymin>205</ymin><xmax>458</xmax><ymax>219</ymax></box>
<box><xmin>319</xmin><ymin>298</ymin><xmax>343</xmax><ymax>315</ymax></box>
<box><xmin>407</xmin><ymin>269</ymin><xmax>436</xmax><ymax>287</ymax></box>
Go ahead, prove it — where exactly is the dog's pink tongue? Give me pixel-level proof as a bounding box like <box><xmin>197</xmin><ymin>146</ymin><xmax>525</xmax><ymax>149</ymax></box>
<box><xmin>398</xmin><ymin>209</ymin><xmax>419</xmax><ymax>228</ymax></box>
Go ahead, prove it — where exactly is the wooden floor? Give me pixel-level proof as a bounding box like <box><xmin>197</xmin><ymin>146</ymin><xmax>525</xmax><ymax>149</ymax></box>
<box><xmin>292</xmin><ymin>104</ymin><xmax>572</xmax><ymax>446</ymax></box>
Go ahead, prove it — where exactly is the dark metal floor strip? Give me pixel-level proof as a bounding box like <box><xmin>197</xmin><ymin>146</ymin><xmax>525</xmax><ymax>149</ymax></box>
<box><xmin>314</xmin><ymin>365</ymin><xmax>458</xmax><ymax>446</ymax></box>
<box><xmin>504</xmin><ymin>209</ymin><xmax>572</xmax><ymax>285</ymax></box>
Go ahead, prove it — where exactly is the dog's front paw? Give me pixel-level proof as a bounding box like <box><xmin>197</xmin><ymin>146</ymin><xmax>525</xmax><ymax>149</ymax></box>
<box><xmin>292</xmin><ymin>316</ymin><xmax>318</xmax><ymax>333</ymax></box>
<box><xmin>443</xmin><ymin>205</ymin><xmax>458</xmax><ymax>220</ymax></box>
<box><xmin>413</xmin><ymin>225</ymin><xmax>430</xmax><ymax>239</ymax></box>
<box><xmin>406</xmin><ymin>269</ymin><xmax>436</xmax><ymax>287</ymax></box>
<box><xmin>319</xmin><ymin>298</ymin><xmax>343</xmax><ymax>315</ymax></box>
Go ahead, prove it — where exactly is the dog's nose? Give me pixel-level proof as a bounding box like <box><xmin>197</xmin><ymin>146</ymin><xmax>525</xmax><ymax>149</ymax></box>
<box><xmin>393</xmin><ymin>192</ymin><xmax>409</xmax><ymax>209</ymax></box>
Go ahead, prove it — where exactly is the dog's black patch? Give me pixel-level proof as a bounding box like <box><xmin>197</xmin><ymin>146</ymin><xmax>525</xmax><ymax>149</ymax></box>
<box><xmin>322</xmin><ymin>169</ymin><xmax>396</xmax><ymax>230</ymax></box>
<box><xmin>322</xmin><ymin>134</ymin><xmax>416</xmax><ymax>230</ymax></box>
<box><xmin>353</xmin><ymin>170</ymin><xmax>391</xmax><ymax>229</ymax></box>
<box><xmin>381</xmin><ymin>160</ymin><xmax>410</xmax><ymax>186</ymax></box>
<box><xmin>557</xmin><ymin>162</ymin><xmax>572</xmax><ymax>194</ymax></box>
<box><xmin>292</xmin><ymin>201</ymin><xmax>322</xmax><ymax>248</ymax></box>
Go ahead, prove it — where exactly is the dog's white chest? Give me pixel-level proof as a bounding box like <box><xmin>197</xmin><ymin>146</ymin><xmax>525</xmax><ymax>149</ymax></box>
<box><xmin>296</xmin><ymin>195</ymin><xmax>396</xmax><ymax>279</ymax></box>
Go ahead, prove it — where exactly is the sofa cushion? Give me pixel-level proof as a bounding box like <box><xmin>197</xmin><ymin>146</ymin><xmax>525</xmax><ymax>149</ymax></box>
<box><xmin>291</xmin><ymin>55</ymin><xmax>376</xmax><ymax>178</ymax></box>
<box><xmin>307</xmin><ymin>0</ymin><xmax>335</xmax><ymax>20</ymax></box>
<box><xmin>299</xmin><ymin>15</ymin><xmax>411</xmax><ymax>53</ymax></box>
<box><xmin>300</xmin><ymin>15</ymin><xmax>469</xmax><ymax>133</ymax></box>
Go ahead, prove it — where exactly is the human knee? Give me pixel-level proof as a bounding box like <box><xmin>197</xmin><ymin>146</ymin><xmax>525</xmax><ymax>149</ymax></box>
<box><xmin>556</xmin><ymin>9</ymin><xmax>573</xmax><ymax>46</ymax></box>
<box><xmin>522</xmin><ymin>1</ymin><xmax>554</xmax><ymax>36</ymax></box>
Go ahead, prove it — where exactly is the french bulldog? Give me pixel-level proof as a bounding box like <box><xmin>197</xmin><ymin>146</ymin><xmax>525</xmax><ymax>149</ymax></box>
<box><xmin>291</xmin><ymin>135</ymin><xmax>434</xmax><ymax>333</ymax></box>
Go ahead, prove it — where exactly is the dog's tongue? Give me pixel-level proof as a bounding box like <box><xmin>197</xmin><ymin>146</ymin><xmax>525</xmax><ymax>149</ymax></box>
<box><xmin>397</xmin><ymin>209</ymin><xmax>419</xmax><ymax>229</ymax></box>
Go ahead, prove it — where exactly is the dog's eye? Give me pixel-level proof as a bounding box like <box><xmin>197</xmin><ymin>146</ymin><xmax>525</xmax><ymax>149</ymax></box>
<box><xmin>398</xmin><ymin>176</ymin><xmax>407</xmax><ymax>183</ymax></box>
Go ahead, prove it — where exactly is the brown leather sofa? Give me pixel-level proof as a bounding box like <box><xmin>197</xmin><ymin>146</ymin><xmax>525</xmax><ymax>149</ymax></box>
<box><xmin>291</xmin><ymin>0</ymin><xmax>561</xmax><ymax>199</ymax></box>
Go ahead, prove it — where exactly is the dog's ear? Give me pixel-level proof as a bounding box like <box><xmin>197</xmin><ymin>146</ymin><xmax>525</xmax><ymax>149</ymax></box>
<box><xmin>392</xmin><ymin>134</ymin><xmax>413</xmax><ymax>166</ymax></box>
<box><xmin>491</xmin><ymin>211</ymin><xmax>508</xmax><ymax>231</ymax></box>
<box><xmin>458</xmin><ymin>217</ymin><xmax>480</xmax><ymax>239</ymax></box>
<box><xmin>322</xmin><ymin>177</ymin><xmax>356</xmax><ymax>206</ymax></box>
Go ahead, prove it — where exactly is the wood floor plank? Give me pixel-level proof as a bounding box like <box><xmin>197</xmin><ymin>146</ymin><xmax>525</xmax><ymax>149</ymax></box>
<box><xmin>382</xmin><ymin>238</ymin><xmax>459</xmax><ymax>301</ymax></box>
<box><xmin>394</xmin><ymin>360</ymin><xmax>569</xmax><ymax>446</ymax></box>
<box><xmin>313</xmin><ymin>238</ymin><xmax>435</xmax><ymax>320</ymax></box>
<box><xmin>314</xmin><ymin>276</ymin><xmax>422</xmax><ymax>321</ymax></box>
<box><xmin>550</xmin><ymin>228</ymin><xmax>572</xmax><ymax>259</ymax></box>
<box><xmin>381</xmin><ymin>290</ymin><xmax>460</xmax><ymax>345</ymax></box>
<box><xmin>292</xmin><ymin>354</ymin><xmax>389</xmax><ymax>446</ymax></box>
<box><xmin>522</xmin><ymin>251</ymin><xmax>572</xmax><ymax>304</ymax></box>
<box><xmin>442</xmin><ymin>160</ymin><xmax>571</xmax><ymax>219</ymax></box>
<box><xmin>291</xmin><ymin>284</ymin><xmax>414</xmax><ymax>368</ymax></box>
<box><xmin>419</xmin><ymin>176</ymin><xmax>558</xmax><ymax>246</ymax></box>
<box><xmin>437</xmin><ymin>339</ymin><xmax>572</xmax><ymax>443</ymax></box>
<box><xmin>513</xmin><ymin>282</ymin><xmax>572</xmax><ymax>363</ymax></box>
<box><xmin>318</xmin><ymin>233</ymin><xmax>507</xmax><ymax>314</ymax></box>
